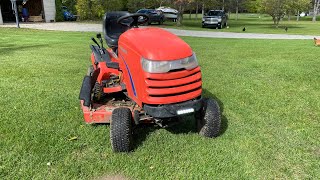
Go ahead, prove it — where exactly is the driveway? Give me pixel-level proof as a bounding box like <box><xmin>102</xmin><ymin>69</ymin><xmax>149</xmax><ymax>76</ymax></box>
<box><xmin>0</xmin><ymin>22</ymin><xmax>317</xmax><ymax>40</ymax></box>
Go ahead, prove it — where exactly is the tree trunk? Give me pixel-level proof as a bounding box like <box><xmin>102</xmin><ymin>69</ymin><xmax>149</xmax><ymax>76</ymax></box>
<box><xmin>235</xmin><ymin>0</ymin><xmax>239</xmax><ymax>20</ymax></box>
<box><xmin>312</xmin><ymin>0</ymin><xmax>319</xmax><ymax>22</ymax></box>
<box><xmin>236</xmin><ymin>6</ymin><xmax>239</xmax><ymax>20</ymax></box>
<box><xmin>195</xmin><ymin>3</ymin><xmax>198</xmax><ymax>19</ymax></box>
<box><xmin>273</xmin><ymin>16</ymin><xmax>280</xmax><ymax>28</ymax></box>
<box><xmin>177</xmin><ymin>5</ymin><xmax>184</xmax><ymax>26</ymax></box>
<box><xmin>276</xmin><ymin>17</ymin><xmax>280</xmax><ymax>28</ymax></box>
<box><xmin>202</xmin><ymin>3</ymin><xmax>205</xmax><ymax>16</ymax></box>
<box><xmin>288</xmin><ymin>14</ymin><xmax>291</xmax><ymax>21</ymax></box>
<box><xmin>296</xmin><ymin>10</ymin><xmax>300</xmax><ymax>21</ymax></box>
<box><xmin>222</xmin><ymin>0</ymin><xmax>225</xmax><ymax>11</ymax></box>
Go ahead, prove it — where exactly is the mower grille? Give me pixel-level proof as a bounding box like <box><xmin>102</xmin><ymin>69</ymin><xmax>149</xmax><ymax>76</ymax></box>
<box><xmin>144</xmin><ymin>67</ymin><xmax>202</xmax><ymax>104</ymax></box>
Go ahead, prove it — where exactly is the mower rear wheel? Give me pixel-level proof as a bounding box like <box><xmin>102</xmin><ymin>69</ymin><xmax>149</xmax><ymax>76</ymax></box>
<box><xmin>196</xmin><ymin>98</ymin><xmax>221</xmax><ymax>138</ymax></box>
<box><xmin>110</xmin><ymin>107</ymin><xmax>133</xmax><ymax>152</ymax></box>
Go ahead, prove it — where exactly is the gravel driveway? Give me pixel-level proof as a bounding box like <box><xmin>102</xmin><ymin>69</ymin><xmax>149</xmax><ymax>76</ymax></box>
<box><xmin>1</xmin><ymin>22</ymin><xmax>317</xmax><ymax>39</ymax></box>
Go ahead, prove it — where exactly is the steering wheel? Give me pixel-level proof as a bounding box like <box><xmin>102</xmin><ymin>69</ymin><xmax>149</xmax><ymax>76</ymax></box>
<box><xmin>117</xmin><ymin>13</ymin><xmax>149</xmax><ymax>28</ymax></box>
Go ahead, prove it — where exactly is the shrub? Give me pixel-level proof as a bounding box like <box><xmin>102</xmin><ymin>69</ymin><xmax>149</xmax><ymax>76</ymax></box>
<box><xmin>75</xmin><ymin>0</ymin><xmax>125</xmax><ymax>20</ymax></box>
<box><xmin>55</xmin><ymin>0</ymin><xmax>64</xmax><ymax>22</ymax></box>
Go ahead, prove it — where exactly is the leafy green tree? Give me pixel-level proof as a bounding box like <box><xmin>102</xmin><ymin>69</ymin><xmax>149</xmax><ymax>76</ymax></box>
<box><xmin>127</xmin><ymin>0</ymin><xmax>164</xmax><ymax>12</ymax></box>
<box><xmin>92</xmin><ymin>0</ymin><xmax>124</xmax><ymax>18</ymax></box>
<box><xmin>75</xmin><ymin>0</ymin><xmax>93</xmax><ymax>20</ymax></box>
<box><xmin>296</xmin><ymin>0</ymin><xmax>311</xmax><ymax>16</ymax></box>
<box><xmin>62</xmin><ymin>0</ymin><xmax>77</xmax><ymax>13</ymax></box>
<box><xmin>173</xmin><ymin>0</ymin><xmax>194</xmax><ymax>26</ymax></box>
<box><xmin>76</xmin><ymin>0</ymin><xmax>125</xmax><ymax>20</ymax></box>
<box><xmin>260</xmin><ymin>0</ymin><xmax>288</xmax><ymax>28</ymax></box>
<box><xmin>226</xmin><ymin>0</ymin><xmax>246</xmax><ymax>20</ymax></box>
<box><xmin>55</xmin><ymin>0</ymin><xmax>64</xmax><ymax>21</ymax></box>
<box><xmin>196</xmin><ymin>0</ymin><xmax>218</xmax><ymax>17</ymax></box>
<box><xmin>244</xmin><ymin>0</ymin><xmax>262</xmax><ymax>13</ymax></box>
<box><xmin>285</xmin><ymin>0</ymin><xmax>310</xmax><ymax>21</ymax></box>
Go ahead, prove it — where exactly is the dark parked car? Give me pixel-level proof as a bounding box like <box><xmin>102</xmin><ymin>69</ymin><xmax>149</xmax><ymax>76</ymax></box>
<box><xmin>62</xmin><ymin>6</ymin><xmax>77</xmax><ymax>21</ymax></box>
<box><xmin>202</xmin><ymin>10</ymin><xmax>228</xmax><ymax>29</ymax></box>
<box><xmin>136</xmin><ymin>9</ymin><xmax>165</xmax><ymax>25</ymax></box>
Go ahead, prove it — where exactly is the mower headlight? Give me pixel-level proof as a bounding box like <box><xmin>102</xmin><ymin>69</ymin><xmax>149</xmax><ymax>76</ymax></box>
<box><xmin>141</xmin><ymin>53</ymin><xmax>198</xmax><ymax>73</ymax></box>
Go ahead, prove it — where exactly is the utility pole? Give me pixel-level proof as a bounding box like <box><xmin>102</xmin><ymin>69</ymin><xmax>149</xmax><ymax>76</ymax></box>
<box><xmin>11</xmin><ymin>0</ymin><xmax>20</xmax><ymax>28</ymax></box>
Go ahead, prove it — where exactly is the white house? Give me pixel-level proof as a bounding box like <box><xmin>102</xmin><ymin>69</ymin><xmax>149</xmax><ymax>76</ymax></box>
<box><xmin>0</xmin><ymin>0</ymin><xmax>56</xmax><ymax>24</ymax></box>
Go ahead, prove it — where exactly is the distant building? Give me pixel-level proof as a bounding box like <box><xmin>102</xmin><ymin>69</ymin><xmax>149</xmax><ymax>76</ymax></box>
<box><xmin>0</xmin><ymin>0</ymin><xmax>56</xmax><ymax>24</ymax></box>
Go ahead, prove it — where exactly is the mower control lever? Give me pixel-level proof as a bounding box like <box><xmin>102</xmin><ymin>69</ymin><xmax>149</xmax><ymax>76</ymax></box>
<box><xmin>92</xmin><ymin>37</ymin><xmax>105</xmax><ymax>54</ymax></box>
<box><xmin>91</xmin><ymin>37</ymin><xmax>100</xmax><ymax>48</ymax></box>
<box><xmin>96</xmin><ymin>33</ymin><xmax>104</xmax><ymax>50</ymax></box>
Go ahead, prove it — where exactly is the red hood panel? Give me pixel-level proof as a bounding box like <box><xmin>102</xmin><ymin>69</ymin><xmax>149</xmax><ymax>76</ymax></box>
<box><xmin>119</xmin><ymin>28</ymin><xmax>193</xmax><ymax>60</ymax></box>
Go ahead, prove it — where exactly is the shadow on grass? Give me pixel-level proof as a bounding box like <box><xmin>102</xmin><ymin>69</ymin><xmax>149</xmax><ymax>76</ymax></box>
<box><xmin>132</xmin><ymin>124</ymin><xmax>158</xmax><ymax>151</ymax></box>
<box><xmin>132</xmin><ymin>89</ymin><xmax>229</xmax><ymax>150</ymax></box>
<box><xmin>157</xmin><ymin>18</ymin><xmax>307</xmax><ymax>32</ymax></box>
<box><xmin>166</xmin><ymin>89</ymin><xmax>228</xmax><ymax>136</ymax></box>
<box><xmin>0</xmin><ymin>42</ymin><xmax>48</xmax><ymax>55</ymax></box>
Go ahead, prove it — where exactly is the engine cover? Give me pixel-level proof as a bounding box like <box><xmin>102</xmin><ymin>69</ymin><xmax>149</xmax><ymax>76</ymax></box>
<box><xmin>118</xmin><ymin>27</ymin><xmax>193</xmax><ymax>60</ymax></box>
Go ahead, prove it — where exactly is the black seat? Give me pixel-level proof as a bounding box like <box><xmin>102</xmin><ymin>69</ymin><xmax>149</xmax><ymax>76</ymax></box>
<box><xmin>103</xmin><ymin>11</ymin><xmax>131</xmax><ymax>48</ymax></box>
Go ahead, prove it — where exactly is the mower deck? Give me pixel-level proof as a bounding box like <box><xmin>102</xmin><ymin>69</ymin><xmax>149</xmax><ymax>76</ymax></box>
<box><xmin>80</xmin><ymin>98</ymin><xmax>138</xmax><ymax>124</ymax></box>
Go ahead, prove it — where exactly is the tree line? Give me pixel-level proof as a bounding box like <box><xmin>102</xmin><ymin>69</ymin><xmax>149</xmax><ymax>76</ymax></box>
<box><xmin>57</xmin><ymin>0</ymin><xmax>320</xmax><ymax>26</ymax></box>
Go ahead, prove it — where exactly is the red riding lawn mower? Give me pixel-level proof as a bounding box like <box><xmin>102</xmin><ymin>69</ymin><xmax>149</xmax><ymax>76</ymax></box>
<box><xmin>79</xmin><ymin>12</ymin><xmax>221</xmax><ymax>152</ymax></box>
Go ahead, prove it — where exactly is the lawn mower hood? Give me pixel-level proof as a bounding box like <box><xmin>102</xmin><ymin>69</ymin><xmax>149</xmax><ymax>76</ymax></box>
<box><xmin>119</xmin><ymin>27</ymin><xmax>193</xmax><ymax>60</ymax></box>
<box><xmin>116</xmin><ymin>27</ymin><xmax>202</xmax><ymax>106</ymax></box>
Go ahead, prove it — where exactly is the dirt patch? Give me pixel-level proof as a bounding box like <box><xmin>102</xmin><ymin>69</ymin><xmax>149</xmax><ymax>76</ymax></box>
<box><xmin>313</xmin><ymin>147</ymin><xmax>320</xmax><ymax>157</ymax></box>
<box><xmin>95</xmin><ymin>174</ymin><xmax>129</xmax><ymax>180</ymax></box>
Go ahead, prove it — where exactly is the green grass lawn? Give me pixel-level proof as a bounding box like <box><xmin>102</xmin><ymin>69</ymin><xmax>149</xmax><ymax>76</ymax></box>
<box><xmin>81</xmin><ymin>13</ymin><xmax>320</xmax><ymax>35</ymax></box>
<box><xmin>155</xmin><ymin>13</ymin><xmax>320</xmax><ymax>36</ymax></box>
<box><xmin>0</xmin><ymin>28</ymin><xmax>319</xmax><ymax>179</ymax></box>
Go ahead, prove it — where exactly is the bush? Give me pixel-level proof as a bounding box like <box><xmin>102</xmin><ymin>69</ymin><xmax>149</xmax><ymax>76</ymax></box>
<box><xmin>55</xmin><ymin>0</ymin><xmax>64</xmax><ymax>22</ymax></box>
<box><xmin>62</xmin><ymin>0</ymin><xmax>77</xmax><ymax>14</ymax></box>
<box><xmin>76</xmin><ymin>0</ymin><xmax>126</xmax><ymax>20</ymax></box>
<box><xmin>75</xmin><ymin>0</ymin><xmax>93</xmax><ymax>20</ymax></box>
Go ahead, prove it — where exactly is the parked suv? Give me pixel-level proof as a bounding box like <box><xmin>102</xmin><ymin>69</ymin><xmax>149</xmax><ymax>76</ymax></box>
<box><xmin>202</xmin><ymin>10</ymin><xmax>227</xmax><ymax>29</ymax></box>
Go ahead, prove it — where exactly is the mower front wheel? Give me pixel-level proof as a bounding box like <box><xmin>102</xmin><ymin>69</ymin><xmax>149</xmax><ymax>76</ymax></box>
<box><xmin>110</xmin><ymin>107</ymin><xmax>133</xmax><ymax>152</ymax></box>
<box><xmin>196</xmin><ymin>98</ymin><xmax>221</xmax><ymax>138</ymax></box>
